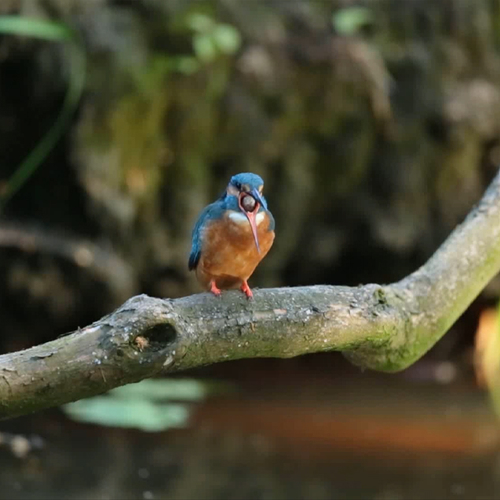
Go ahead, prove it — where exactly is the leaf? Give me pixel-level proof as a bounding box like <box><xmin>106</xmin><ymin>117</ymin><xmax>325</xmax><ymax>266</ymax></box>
<box><xmin>193</xmin><ymin>33</ymin><xmax>217</xmax><ymax>63</ymax></box>
<box><xmin>63</xmin><ymin>397</ymin><xmax>190</xmax><ymax>432</ymax></box>
<box><xmin>61</xmin><ymin>378</ymin><xmax>234</xmax><ymax>431</ymax></box>
<box><xmin>212</xmin><ymin>24</ymin><xmax>241</xmax><ymax>55</ymax></box>
<box><xmin>110</xmin><ymin>378</ymin><xmax>210</xmax><ymax>401</ymax></box>
<box><xmin>185</xmin><ymin>13</ymin><xmax>214</xmax><ymax>33</ymax></box>
<box><xmin>333</xmin><ymin>7</ymin><xmax>373</xmax><ymax>35</ymax></box>
<box><xmin>0</xmin><ymin>17</ymin><xmax>74</xmax><ymax>41</ymax></box>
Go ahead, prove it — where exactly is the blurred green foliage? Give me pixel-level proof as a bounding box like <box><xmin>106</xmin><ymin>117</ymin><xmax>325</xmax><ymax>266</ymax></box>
<box><xmin>171</xmin><ymin>12</ymin><xmax>241</xmax><ymax>74</ymax></box>
<box><xmin>62</xmin><ymin>378</ymin><xmax>232</xmax><ymax>432</ymax></box>
<box><xmin>0</xmin><ymin>16</ymin><xmax>86</xmax><ymax>209</ymax></box>
<box><xmin>333</xmin><ymin>6</ymin><xmax>374</xmax><ymax>35</ymax></box>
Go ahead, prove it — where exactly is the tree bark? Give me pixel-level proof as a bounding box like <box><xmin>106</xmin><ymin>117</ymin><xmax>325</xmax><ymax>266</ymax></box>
<box><xmin>1</xmin><ymin>168</ymin><xmax>500</xmax><ymax>420</ymax></box>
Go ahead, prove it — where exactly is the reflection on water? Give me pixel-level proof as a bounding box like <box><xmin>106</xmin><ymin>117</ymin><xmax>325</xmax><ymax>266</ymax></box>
<box><xmin>1</xmin><ymin>356</ymin><xmax>500</xmax><ymax>500</ymax></box>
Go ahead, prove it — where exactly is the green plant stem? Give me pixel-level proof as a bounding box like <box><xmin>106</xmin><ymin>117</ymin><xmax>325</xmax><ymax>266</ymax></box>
<box><xmin>0</xmin><ymin>17</ymin><xmax>86</xmax><ymax>208</ymax></box>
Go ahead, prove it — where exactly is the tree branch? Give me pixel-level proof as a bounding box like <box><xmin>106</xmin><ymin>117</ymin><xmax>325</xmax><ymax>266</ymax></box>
<box><xmin>2</xmin><ymin>170</ymin><xmax>500</xmax><ymax>420</ymax></box>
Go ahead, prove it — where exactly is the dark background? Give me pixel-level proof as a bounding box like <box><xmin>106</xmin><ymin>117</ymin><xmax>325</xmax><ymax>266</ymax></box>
<box><xmin>1</xmin><ymin>1</ymin><xmax>500</xmax><ymax>498</ymax></box>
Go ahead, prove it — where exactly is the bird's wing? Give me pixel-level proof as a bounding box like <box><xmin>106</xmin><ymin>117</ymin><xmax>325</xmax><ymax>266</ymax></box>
<box><xmin>188</xmin><ymin>201</ymin><xmax>224</xmax><ymax>270</ymax></box>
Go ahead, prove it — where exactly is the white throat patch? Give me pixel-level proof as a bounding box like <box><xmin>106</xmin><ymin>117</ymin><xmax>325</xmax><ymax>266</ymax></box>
<box><xmin>228</xmin><ymin>211</ymin><xmax>266</xmax><ymax>225</ymax></box>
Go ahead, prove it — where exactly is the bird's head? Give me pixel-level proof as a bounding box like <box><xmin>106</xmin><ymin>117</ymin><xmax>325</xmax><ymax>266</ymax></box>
<box><xmin>226</xmin><ymin>172</ymin><xmax>267</xmax><ymax>252</ymax></box>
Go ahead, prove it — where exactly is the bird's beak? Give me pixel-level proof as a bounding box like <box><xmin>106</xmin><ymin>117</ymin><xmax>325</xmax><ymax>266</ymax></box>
<box><xmin>240</xmin><ymin>189</ymin><xmax>266</xmax><ymax>254</ymax></box>
<box><xmin>250</xmin><ymin>188</ymin><xmax>267</xmax><ymax>210</ymax></box>
<box><xmin>247</xmin><ymin>209</ymin><xmax>260</xmax><ymax>253</ymax></box>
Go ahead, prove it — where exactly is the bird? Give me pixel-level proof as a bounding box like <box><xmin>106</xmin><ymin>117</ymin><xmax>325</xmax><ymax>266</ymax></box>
<box><xmin>188</xmin><ymin>172</ymin><xmax>275</xmax><ymax>299</ymax></box>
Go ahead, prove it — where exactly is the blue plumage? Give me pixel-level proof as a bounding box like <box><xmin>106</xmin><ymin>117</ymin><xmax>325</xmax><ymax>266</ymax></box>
<box><xmin>188</xmin><ymin>201</ymin><xmax>225</xmax><ymax>270</ymax></box>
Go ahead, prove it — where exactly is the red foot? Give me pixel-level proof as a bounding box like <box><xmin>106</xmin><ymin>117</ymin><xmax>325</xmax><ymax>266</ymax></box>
<box><xmin>240</xmin><ymin>280</ymin><xmax>253</xmax><ymax>300</ymax></box>
<box><xmin>210</xmin><ymin>281</ymin><xmax>222</xmax><ymax>297</ymax></box>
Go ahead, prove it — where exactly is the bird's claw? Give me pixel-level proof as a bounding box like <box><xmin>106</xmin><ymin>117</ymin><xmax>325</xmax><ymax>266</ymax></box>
<box><xmin>240</xmin><ymin>281</ymin><xmax>253</xmax><ymax>300</ymax></box>
<box><xmin>210</xmin><ymin>281</ymin><xmax>222</xmax><ymax>297</ymax></box>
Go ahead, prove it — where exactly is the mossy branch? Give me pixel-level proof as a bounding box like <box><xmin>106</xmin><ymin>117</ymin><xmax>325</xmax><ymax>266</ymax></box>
<box><xmin>2</xmin><ymin>170</ymin><xmax>500</xmax><ymax>420</ymax></box>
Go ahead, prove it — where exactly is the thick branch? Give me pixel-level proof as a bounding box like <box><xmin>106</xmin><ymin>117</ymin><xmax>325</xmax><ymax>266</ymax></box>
<box><xmin>2</xmin><ymin>170</ymin><xmax>500</xmax><ymax>420</ymax></box>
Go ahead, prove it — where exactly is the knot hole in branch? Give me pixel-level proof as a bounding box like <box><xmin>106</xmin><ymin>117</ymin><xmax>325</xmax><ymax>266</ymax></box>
<box><xmin>132</xmin><ymin>323</ymin><xmax>177</xmax><ymax>352</ymax></box>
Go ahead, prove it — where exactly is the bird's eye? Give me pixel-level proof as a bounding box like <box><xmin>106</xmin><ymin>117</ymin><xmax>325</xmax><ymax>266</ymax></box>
<box><xmin>234</xmin><ymin>181</ymin><xmax>241</xmax><ymax>190</ymax></box>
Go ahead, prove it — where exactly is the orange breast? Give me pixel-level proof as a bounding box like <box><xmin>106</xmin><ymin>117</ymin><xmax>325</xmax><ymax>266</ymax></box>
<box><xmin>196</xmin><ymin>211</ymin><xmax>275</xmax><ymax>290</ymax></box>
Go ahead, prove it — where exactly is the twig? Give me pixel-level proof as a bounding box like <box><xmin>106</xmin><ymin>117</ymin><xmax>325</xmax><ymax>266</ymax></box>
<box><xmin>1</xmin><ymin>170</ymin><xmax>500</xmax><ymax>420</ymax></box>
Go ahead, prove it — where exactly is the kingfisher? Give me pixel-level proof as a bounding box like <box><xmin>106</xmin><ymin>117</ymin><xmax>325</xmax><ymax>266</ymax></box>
<box><xmin>188</xmin><ymin>172</ymin><xmax>275</xmax><ymax>299</ymax></box>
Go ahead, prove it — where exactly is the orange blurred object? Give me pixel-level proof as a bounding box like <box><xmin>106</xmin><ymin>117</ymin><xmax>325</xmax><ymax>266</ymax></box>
<box><xmin>474</xmin><ymin>307</ymin><xmax>500</xmax><ymax>399</ymax></box>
